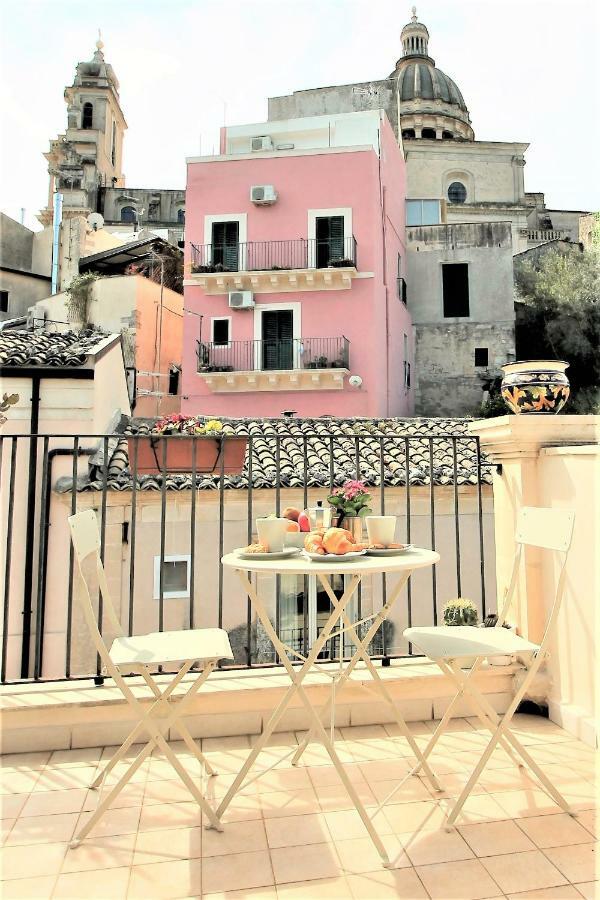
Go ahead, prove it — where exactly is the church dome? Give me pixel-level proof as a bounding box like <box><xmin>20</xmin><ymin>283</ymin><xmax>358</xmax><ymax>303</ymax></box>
<box><xmin>389</xmin><ymin>8</ymin><xmax>474</xmax><ymax>141</ymax></box>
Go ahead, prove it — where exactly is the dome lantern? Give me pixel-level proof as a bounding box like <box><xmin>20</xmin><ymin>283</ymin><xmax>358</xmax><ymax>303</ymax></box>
<box><xmin>401</xmin><ymin>7</ymin><xmax>430</xmax><ymax>58</ymax></box>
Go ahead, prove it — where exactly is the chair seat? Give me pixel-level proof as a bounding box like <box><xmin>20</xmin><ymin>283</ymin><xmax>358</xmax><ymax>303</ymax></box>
<box><xmin>110</xmin><ymin>627</ymin><xmax>233</xmax><ymax>669</ymax></box>
<box><xmin>404</xmin><ymin>625</ymin><xmax>539</xmax><ymax>661</ymax></box>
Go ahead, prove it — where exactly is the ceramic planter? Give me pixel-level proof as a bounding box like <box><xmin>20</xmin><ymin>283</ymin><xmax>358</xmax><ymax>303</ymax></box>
<box><xmin>501</xmin><ymin>360</ymin><xmax>570</xmax><ymax>415</ymax></box>
<box><xmin>128</xmin><ymin>435</ymin><xmax>247</xmax><ymax>475</ymax></box>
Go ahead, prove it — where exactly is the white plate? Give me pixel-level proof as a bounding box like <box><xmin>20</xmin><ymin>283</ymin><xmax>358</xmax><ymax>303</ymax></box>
<box><xmin>303</xmin><ymin>550</ymin><xmax>367</xmax><ymax>562</ymax></box>
<box><xmin>365</xmin><ymin>545</ymin><xmax>414</xmax><ymax>556</ymax></box>
<box><xmin>235</xmin><ymin>547</ymin><xmax>301</xmax><ymax>561</ymax></box>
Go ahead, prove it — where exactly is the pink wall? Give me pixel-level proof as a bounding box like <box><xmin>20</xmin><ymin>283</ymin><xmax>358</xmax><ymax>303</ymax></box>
<box><xmin>183</xmin><ymin>116</ymin><xmax>413</xmax><ymax>418</ymax></box>
<box><xmin>134</xmin><ymin>277</ymin><xmax>183</xmax><ymax>417</ymax></box>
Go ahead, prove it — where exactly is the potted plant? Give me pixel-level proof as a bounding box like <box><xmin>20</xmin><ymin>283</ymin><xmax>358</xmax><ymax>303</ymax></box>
<box><xmin>328</xmin><ymin>258</ymin><xmax>355</xmax><ymax>268</ymax></box>
<box><xmin>315</xmin><ymin>355</ymin><xmax>328</xmax><ymax>369</ymax></box>
<box><xmin>128</xmin><ymin>416</ymin><xmax>247</xmax><ymax>476</ymax></box>
<box><xmin>191</xmin><ymin>263</ymin><xmax>216</xmax><ymax>274</ymax></box>
<box><xmin>500</xmin><ymin>360</ymin><xmax>570</xmax><ymax>415</ymax></box>
<box><xmin>327</xmin><ymin>480</ymin><xmax>372</xmax><ymax>542</ymax></box>
<box><xmin>331</xmin><ymin>358</ymin><xmax>347</xmax><ymax>369</ymax></box>
<box><xmin>442</xmin><ymin>598</ymin><xmax>478</xmax><ymax>667</ymax></box>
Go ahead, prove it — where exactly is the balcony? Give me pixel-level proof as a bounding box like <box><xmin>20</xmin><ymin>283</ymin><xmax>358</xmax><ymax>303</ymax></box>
<box><xmin>196</xmin><ymin>337</ymin><xmax>350</xmax><ymax>392</ymax></box>
<box><xmin>187</xmin><ymin>238</ymin><xmax>359</xmax><ymax>294</ymax></box>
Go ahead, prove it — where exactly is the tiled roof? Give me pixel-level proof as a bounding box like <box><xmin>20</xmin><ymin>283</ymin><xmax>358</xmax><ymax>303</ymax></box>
<box><xmin>0</xmin><ymin>329</ymin><xmax>108</xmax><ymax>368</ymax></box>
<box><xmin>59</xmin><ymin>417</ymin><xmax>494</xmax><ymax>493</ymax></box>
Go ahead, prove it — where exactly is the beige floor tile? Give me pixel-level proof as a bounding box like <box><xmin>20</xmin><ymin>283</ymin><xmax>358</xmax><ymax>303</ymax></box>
<box><xmin>334</xmin><ymin>835</ymin><xmax>409</xmax><ymax>874</ymax></box>
<box><xmin>1</xmin><ymin>841</ymin><xmax>67</xmax><ymax>880</ymax></box>
<box><xmin>61</xmin><ymin>833</ymin><xmax>136</xmax><ymax>873</ymax></box>
<box><xmin>459</xmin><ymin>818</ymin><xmax>536</xmax><ymax>856</ymax></box>
<box><xmin>252</xmin><ymin>766</ymin><xmax>313</xmax><ymax>794</ymax></box>
<box><xmin>517</xmin><ymin>812</ymin><xmax>595</xmax><ymax>848</ymax></box>
<box><xmin>369</xmin><ymin>776</ymin><xmax>434</xmax><ymax>805</ymax></box>
<box><xmin>1</xmin><ymin>794</ymin><xmax>27</xmax><ymax>820</ymax></box>
<box><xmin>52</xmin><ymin>865</ymin><xmax>130</xmax><ymax>899</ymax></box>
<box><xmin>383</xmin><ymin>799</ymin><xmax>447</xmax><ymax>834</ymax></box>
<box><xmin>0</xmin><ymin>875</ymin><xmax>56</xmax><ymax>899</ymax></box>
<box><xmin>276</xmin><ymin>876</ymin><xmax>351</xmax><ymax>898</ymax></box>
<box><xmin>20</xmin><ymin>788</ymin><xmax>88</xmax><ymax>818</ymax></box>
<box><xmin>506</xmin><ymin>887</ymin><xmax>585</xmax><ymax>899</ymax></box>
<box><xmin>574</xmin><ymin>881</ymin><xmax>600</xmax><ymax>900</ymax></box>
<box><xmin>31</xmin><ymin>767</ymin><xmax>99</xmax><ymax>793</ymax></box>
<box><xmin>401</xmin><ymin>827</ymin><xmax>475</xmax><ymax>866</ymax></box>
<box><xmin>270</xmin><ymin>841</ymin><xmax>341</xmax><ymax>884</ymax></box>
<box><xmin>260</xmin><ymin>788</ymin><xmax>320</xmax><ymax>818</ymax></box>
<box><xmin>344</xmin><ymin>740</ymin><xmax>404</xmax><ymax>764</ymax></box>
<box><xmin>478</xmin><ymin>765</ymin><xmax>538</xmax><ymax>793</ymax></box>
<box><xmin>358</xmin><ymin>758</ymin><xmax>413</xmax><ymax>783</ymax></box>
<box><xmin>47</xmin><ymin>748</ymin><xmax>103</xmax><ymax>769</ymax></box>
<box><xmin>5</xmin><ymin>811</ymin><xmax>78</xmax><ymax>846</ymax></box>
<box><xmin>416</xmin><ymin>857</ymin><xmax>501</xmax><ymax>899</ymax></box>
<box><xmin>341</xmin><ymin>725</ymin><xmax>390</xmax><ymax>741</ymax></box>
<box><xmin>127</xmin><ymin>858</ymin><xmax>202</xmax><ymax>898</ymax></box>
<box><xmin>316</xmin><ymin>781</ymin><xmax>376</xmax><ymax>813</ymax></box>
<box><xmin>137</xmin><ymin>801</ymin><xmax>201</xmax><ymax>832</ymax></box>
<box><xmin>83</xmin><ymin>782</ymin><xmax>145</xmax><ymax>811</ymax></box>
<box><xmin>133</xmin><ymin>826</ymin><xmax>201</xmax><ymax>866</ymax></box>
<box><xmin>305</xmin><ymin>763</ymin><xmax>364</xmax><ymax>789</ymax></box>
<box><xmin>202</xmin><ymin>819</ymin><xmax>267</xmax><ymax>858</ymax></box>
<box><xmin>346</xmin><ymin>866</ymin><xmax>429</xmax><ymax>899</ymax></box>
<box><xmin>142</xmin><ymin>777</ymin><xmax>198</xmax><ymax>806</ymax></box>
<box><xmin>1</xmin><ymin>817</ymin><xmax>15</xmax><ymax>843</ymax></box>
<box><xmin>0</xmin><ymin>771</ymin><xmax>41</xmax><ymax>794</ymax></box>
<box><xmin>0</xmin><ymin>752</ymin><xmax>51</xmax><ymax>771</ymax></box>
<box><xmin>384</xmin><ymin>720</ymin><xmax>433</xmax><ymax>738</ymax></box>
<box><xmin>578</xmin><ymin>809</ymin><xmax>600</xmax><ymax>839</ymax></box>
<box><xmin>201</xmin><ymin>849</ymin><xmax>274</xmax><ymax>894</ymax></box>
<box><xmin>323</xmin><ymin>808</ymin><xmax>391</xmax><ymax>841</ymax></box>
<box><xmin>491</xmin><ymin>788</ymin><xmax>563</xmax><ymax>819</ymax></box>
<box><xmin>482</xmin><ymin>849</ymin><xmax>568</xmax><ymax>894</ymax></box>
<box><xmin>547</xmin><ymin>842</ymin><xmax>599</xmax><ymax>884</ymax></box>
<box><xmin>203</xmin><ymin>887</ymin><xmax>277</xmax><ymax>900</ymax></box>
<box><xmin>264</xmin><ymin>812</ymin><xmax>330</xmax><ymax>849</ymax></box>
<box><xmin>75</xmin><ymin>803</ymin><xmax>141</xmax><ymax>839</ymax></box>
<box><xmin>443</xmin><ymin>792</ymin><xmax>509</xmax><ymax>825</ymax></box>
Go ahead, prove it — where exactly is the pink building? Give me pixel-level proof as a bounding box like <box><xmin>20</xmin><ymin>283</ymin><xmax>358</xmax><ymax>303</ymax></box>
<box><xmin>182</xmin><ymin>111</ymin><xmax>413</xmax><ymax>418</ymax></box>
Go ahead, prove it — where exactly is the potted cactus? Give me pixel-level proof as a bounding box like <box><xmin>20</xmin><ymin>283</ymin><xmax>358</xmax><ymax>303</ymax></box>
<box><xmin>443</xmin><ymin>598</ymin><xmax>478</xmax><ymax>668</ymax></box>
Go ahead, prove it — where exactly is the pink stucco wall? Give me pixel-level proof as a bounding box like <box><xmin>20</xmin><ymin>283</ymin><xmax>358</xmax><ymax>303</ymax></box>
<box><xmin>182</xmin><ymin>115</ymin><xmax>413</xmax><ymax>418</ymax></box>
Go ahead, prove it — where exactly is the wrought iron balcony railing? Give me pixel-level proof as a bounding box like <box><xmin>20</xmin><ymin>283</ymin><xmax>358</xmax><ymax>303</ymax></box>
<box><xmin>197</xmin><ymin>337</ymin><xmax>350</xmax><ymax>373</ymax></box>
<box><xmin>190</xmin><ymin>237</ymin><xmax>357</xmax><ymax>274</ymax></box>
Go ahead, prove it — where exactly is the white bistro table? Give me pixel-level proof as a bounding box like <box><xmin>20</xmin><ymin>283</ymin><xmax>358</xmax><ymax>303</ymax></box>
<box><xmin>216</xmin><ymin>548</ymin><xmax>440</xmax><ymax>867</ymax></box>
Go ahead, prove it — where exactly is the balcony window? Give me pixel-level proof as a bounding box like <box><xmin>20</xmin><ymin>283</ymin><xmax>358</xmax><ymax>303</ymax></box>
<box><xmin>212</xmin><ymin>221</ymin><xmax>239</xmax><ymax>270</ymax></box>
<box><xmin>212</xmin><ymin>318</ymin><xmax>230</xmax><ymax>346</ymax></box>
<box><xmin>315</xmin><ymin>215</ymin><xmax>345</xmax><ymax>268</ymax></box>
<box><xmin>406</xmin><ymin>199</ymin><xmax>441</xmax><ymax>226</ymax></box>
<box><xmin>442</xmin><ymin>263</ymin><xmax>470</xmax><ymax>317</ymax></box>
<box><xmin>261</xmin><ymin>310</ymin><xmax>293</xmax><ymax>370</ymax></box>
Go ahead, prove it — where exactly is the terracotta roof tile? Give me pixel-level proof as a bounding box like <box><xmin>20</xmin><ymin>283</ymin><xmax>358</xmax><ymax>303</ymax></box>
<box><xmin>0</xmin><ymin>328</ymin><xmax>109</xmax><ymax>368</ymax></box>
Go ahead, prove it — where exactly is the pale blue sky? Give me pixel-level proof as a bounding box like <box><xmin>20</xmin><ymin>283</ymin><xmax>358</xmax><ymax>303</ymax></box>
<box><xmin>1</xmin><ymin>0</ymin><xmax>598</xmax><ymax>230</ymax></box>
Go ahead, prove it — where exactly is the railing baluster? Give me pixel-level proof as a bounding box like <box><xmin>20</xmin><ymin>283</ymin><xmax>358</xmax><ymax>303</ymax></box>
<box><xmin>33</xmin><ymin>436</ymin><xmax>50</xmax><ymax>680</ymax></box>
<box><xmin>429</xmin><ymin>438</ymin><xmax>438</xmax><ymax>625</ymax></box>
<box><xmin>66</xmin><ymin>437</ymin><xmax>79</xmax><ymax>677</ymax></box>
<box><xmin>189</xmin><ymin>437</ymin><xmax>197</xmax><ymax>630</ymax></box>
<box><xmin>1</xmin><ymin>438</ymin><xmax>18</xmax><ymax>683</ymax></box>
<box><xmin>476</xmin><ymin>438</ymin><xmax>487</xmax><ymax>619</ymax></box>
<box><xmin>404</xmin><ymin>437</ymin><xmax>413</xmax><ymax>652</ymax></box>
<box><xmin>158</xmin><ymin>437</ymin><xmax>167</xmax><ymax>634</ymax></box>
<box><xmin>246</xmin><ymin>435</ymin><xmax>253</xmax><ymax>667</ymax></box>
<box><xmin>452</xmin><ymin>437</ymin><xmax>462</xmax><ymax>597</ymax></box>
<box><xmin>380</xmin><ymin>436</ymin><xmax>387</xmax><ymax>658</ymax></box>
<box><xmin>97</xmin><ymin>436</ymin><xmax>109</xmax><ymax>679</ymax></box>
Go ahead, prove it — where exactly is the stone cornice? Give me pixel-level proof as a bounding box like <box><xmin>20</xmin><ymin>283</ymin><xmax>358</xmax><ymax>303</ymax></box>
<box><xmin>468</xmin><ymin>415</ymin><xmax>600</xmax><ymax>463</ymax></box>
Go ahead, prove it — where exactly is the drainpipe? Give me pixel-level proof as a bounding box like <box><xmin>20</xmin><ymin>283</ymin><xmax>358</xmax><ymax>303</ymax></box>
<box><xmin>20</xmin><ymin>376</ymin><xmax>41</xmax><ymax>677</ymax></box>
<box><xmin>51</xmin><ymin>191</ymin><xmax>63</xmax><ymax>295</ymax></box>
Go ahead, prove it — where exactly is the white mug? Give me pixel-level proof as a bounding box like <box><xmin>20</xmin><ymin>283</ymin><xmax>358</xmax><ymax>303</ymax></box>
<box><xmin>256</xmin><ymin>517</ymin><xmax>296</xmax><ymax>552</ymax></box>
<box><xmin>365</xmin><ymin>515</ymin><xmax>397</xmax><ymax>546</ymax></box>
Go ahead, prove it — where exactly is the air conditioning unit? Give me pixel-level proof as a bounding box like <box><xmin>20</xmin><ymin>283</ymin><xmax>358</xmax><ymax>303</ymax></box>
<box><xmin>228</xmin><ymin>291</ymin><xmax>255</xmax><ymax>310</ymax></box>
<box><xmin>251</xmin><ymin>135</ymin><xmax>273</xmax><ymax>152</ymax></box>
<box><xmin>250</xmin><ymin>185</ymin><xmax>278</xmax><ymax>205</ymax></box>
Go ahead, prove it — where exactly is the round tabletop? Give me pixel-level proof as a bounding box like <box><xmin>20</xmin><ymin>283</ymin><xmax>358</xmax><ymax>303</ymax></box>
<box><xmin>222</xmin><ymin>548</ymin><xmax>440</xmax><ymax>576</ymax></box>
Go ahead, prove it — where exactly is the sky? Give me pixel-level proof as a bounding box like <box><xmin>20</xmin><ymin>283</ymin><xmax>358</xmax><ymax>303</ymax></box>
<box><xmin>1</xmin><ymin>0</ymin><xmax>598</xmax><ymax>231</ymax></box>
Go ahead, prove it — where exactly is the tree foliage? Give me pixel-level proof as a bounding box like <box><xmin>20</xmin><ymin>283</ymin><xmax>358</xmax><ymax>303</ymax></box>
<box><xmin>514</xmin><ymin>246</ymin><xmax>600</xmax><ymax>413</ymax></box>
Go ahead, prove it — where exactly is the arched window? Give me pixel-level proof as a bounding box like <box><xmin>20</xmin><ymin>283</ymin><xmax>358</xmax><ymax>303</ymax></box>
<box><xmin>448</xmin><ymin>182</ymin><xmax>467</xmax><ymax>204</ymax></box>
<box><xmin>402</xmin><ymin>128</ymin><xmax>416</xmax><ymax>140</ymax></box>
<box><xmin>177</xmin><ymin>208</ymin><xmax>185</xmax><ymax>225</ymax></box>
<box><xmin>120</xmin><ymin>206</ymin><xmax>137</xmax><ymax>223</ymax></box>
<box><xmin>421</xmin><ymin>128</ymin><xmax>436</xmax><ymax>139</ymax></box>
<box><xmin>442</xmin><ymin>130</ymin><xmax>454</xmax><ymax>140</ymax></box>
<box><xmin>82</xmin><ymin>102</ymin><xmax>93</xmax><ymax>129</ymax></box>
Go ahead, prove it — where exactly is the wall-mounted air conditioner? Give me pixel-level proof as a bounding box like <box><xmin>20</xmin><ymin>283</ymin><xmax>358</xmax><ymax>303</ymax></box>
<box><xmin>251</xmin><ymin>136</ymin><xmax>273</xmax><ymax>152</ymax></box>
<box><xmin>228</xmin><ymin>291</ymin><xmax>255</xmax><ymax>310</ymax></box>
<box><xmin>250</xmin><ymin>185</ymin><xmax>278</xmax><ymax>205</ymax></box>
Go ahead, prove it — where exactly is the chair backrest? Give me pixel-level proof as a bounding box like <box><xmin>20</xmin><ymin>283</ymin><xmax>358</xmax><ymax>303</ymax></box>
<box><xmin>68</xmin><ymin>510</ymin><xmax>124</xmax><ymax>668</ymax></box>
<box><xmin>498</xmin><ymin>506</ymin><xmax>575</xmax><ymax>652</ymax></box>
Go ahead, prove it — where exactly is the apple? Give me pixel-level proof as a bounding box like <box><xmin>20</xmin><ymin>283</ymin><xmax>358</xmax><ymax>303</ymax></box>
<box><xmin>298</xmin><ymin>512</ymin><xmax>311</xmax><ymax>532</ymax></box>
<box><xmin>282</xmin><ymin>506</ymin><xmax>301</xmax><ymax>522</ymax></box>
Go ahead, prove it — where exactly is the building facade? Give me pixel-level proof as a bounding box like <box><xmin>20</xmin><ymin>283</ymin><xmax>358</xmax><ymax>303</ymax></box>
<box><xmin>182</xmin><ymin>110</ymin><xmax>413</xmax><ymax>418</ymax></box>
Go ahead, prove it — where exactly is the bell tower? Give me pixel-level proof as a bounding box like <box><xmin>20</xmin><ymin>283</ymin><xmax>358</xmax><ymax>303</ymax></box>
<box><xmin>38</xmin><ymin>36</ymin><xmax>127</xmax><ymax>225</ymax></box>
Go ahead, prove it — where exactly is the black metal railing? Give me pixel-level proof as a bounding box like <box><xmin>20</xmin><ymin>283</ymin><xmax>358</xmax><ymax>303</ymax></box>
<box><xmin>0</xmin><ymin>430</ymin><xmax>494</xmax><ymax>684</ymax></box>
<box><xmin>197</xmin><ymin>337</ymin><xmax>350</xmax><ymax>373</ymax></box>
<box><xmin>190</xmin><ymin>237</ymin><xmax>357</xmax><ymax>274</ymax></box>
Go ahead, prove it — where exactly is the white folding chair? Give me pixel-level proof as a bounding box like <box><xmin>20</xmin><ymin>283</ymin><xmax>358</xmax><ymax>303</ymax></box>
<box><xmin>404</xmin><ymin>506</ymin><xmax>576</xmax><ymax>828</ymax></box>
<box><xmin>68</xmin><ymin>509</ymin><xmax>233</xmax><ymax>846</ymax></box>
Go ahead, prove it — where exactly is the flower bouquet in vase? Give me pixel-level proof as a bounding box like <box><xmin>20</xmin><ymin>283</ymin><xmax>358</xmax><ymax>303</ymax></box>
<box><xmin>327</xmin><ymin>480</ymin><xmax>372</xmax><ymax>542</ymax></box>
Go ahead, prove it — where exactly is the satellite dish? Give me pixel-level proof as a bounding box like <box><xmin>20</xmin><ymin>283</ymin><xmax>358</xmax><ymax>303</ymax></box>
<box><xmin>349</xmin><ymin>375</ymin><xmax>363</xmax><ymax>388</ymax></box>
<box><xmin>87</xmin><ymin>212</ymin><xmax>104</xmax><ymax>232</ymax></box>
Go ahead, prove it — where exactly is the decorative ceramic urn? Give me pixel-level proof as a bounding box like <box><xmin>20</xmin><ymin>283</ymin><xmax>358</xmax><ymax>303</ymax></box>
<box><xmin>500</xmin><ymin>360</ymin><xmax>570</xmax><ymax>415</ymax></box>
